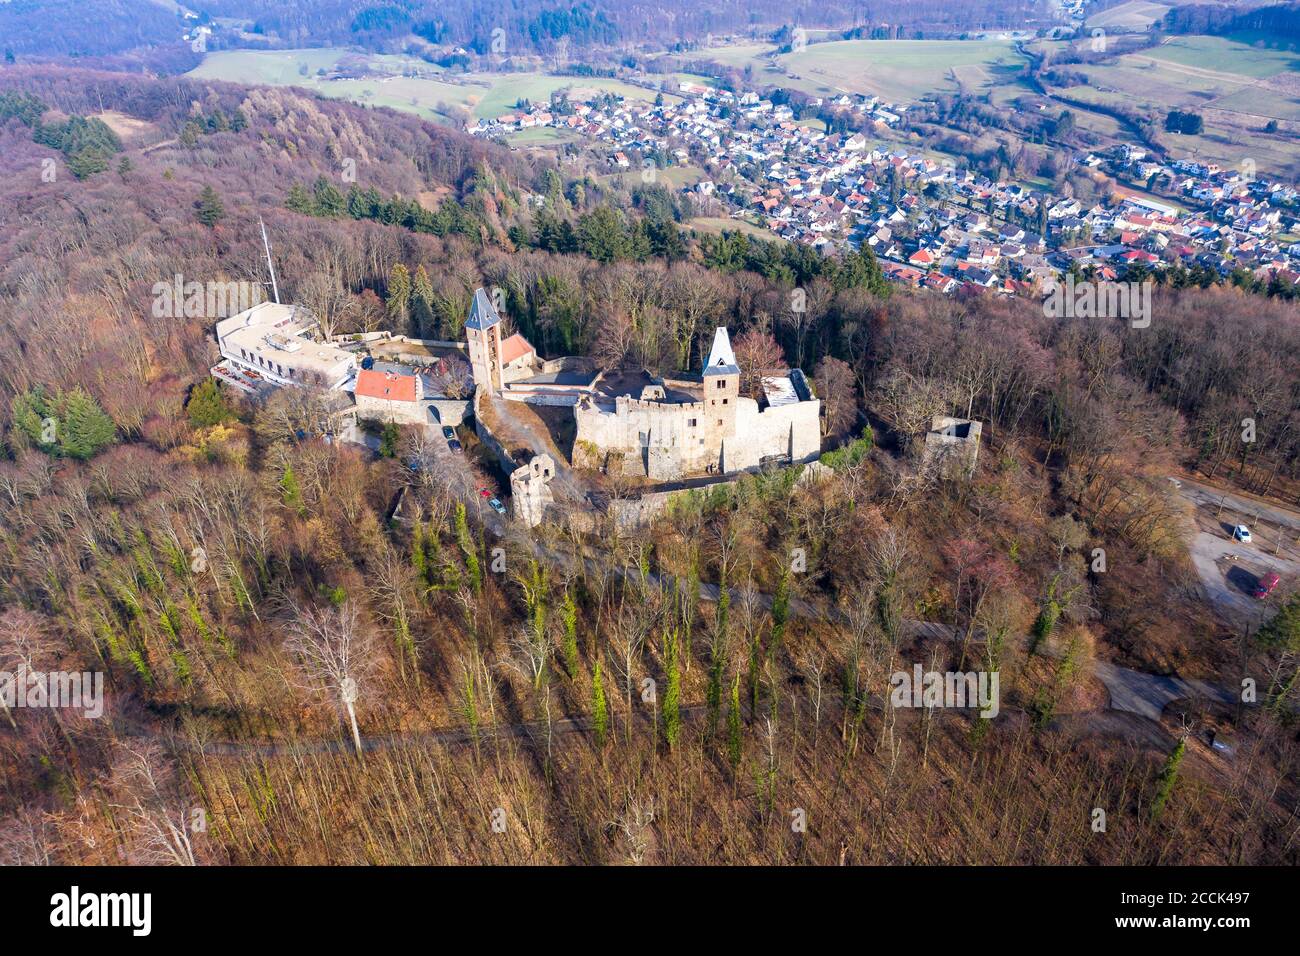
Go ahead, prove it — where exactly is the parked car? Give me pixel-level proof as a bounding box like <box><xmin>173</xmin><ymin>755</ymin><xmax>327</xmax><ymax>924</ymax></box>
<box><xmin>488</xmin><ymin>497</ymin><xmax>507</xmax><ymax>515</ymax></box>
<box><xmin>1232</xmin><ymin>524</ymin><xmax>1252</xmax><ymax>543</ymax></box>
<box><xmin>478</xmin><ymin>487</ymin><xmax>493</xmax><ymax>499</ymax></box>
<box><xmin>447</xmin><ymin>438</ymin><xmax>462</xmax><ymax>453</ymax></box>
<box><xmin>442</xmin><ymin>426</ymin><xmax>456</xmax><ymax>441</ymax></box>
<box><xmin>1254</xmin><ymin>572</ymin><xmax>1281</xmax><ymax>599</ymax></box>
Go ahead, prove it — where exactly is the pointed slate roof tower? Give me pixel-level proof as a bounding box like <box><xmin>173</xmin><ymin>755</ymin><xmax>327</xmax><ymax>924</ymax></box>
<box><xmin>702</xmin><ymin>326</ymin><xmax>740</xmax><ymax>377</ymax></box>
<box><xmin>466</xmin><ymin>287</ymin><xmax>503</xmax><ymax>332</ymax></box>
<box><xmin>465</xmin><ymin>287</ymin><xmax>504</xmax><ymax>394</ymax></box>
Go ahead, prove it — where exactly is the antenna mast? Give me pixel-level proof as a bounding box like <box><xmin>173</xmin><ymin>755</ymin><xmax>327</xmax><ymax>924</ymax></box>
<box><xmin>259</xmin><ymin>216</ymin><xmax>281</xmax><ymax>304</ymax></box>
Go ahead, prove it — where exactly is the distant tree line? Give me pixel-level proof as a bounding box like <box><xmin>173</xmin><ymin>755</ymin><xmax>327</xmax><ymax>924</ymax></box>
<box><xmin>1162</xmin><ymin>2</ymin><xmax>1300</xmax><ymax>42</ymax></box>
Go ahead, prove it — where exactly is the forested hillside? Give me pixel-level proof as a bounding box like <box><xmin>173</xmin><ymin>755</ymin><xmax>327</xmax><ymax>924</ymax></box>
<box><xmin>0</xmin><ymin>65</ymin><xmax>1298</xmax><ymax>865</ymax></box>
<box><xmin>0</xmin><ymin>0</ymin><xmax>1058</xmax><ymax>63</ymax></box>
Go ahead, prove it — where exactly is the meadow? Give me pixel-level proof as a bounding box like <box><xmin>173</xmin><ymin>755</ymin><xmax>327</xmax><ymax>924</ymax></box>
<box><xmin>1084</xmin><ymin>1</ymin><xmax>1172</xmax><ymax>32</ymax></box>
<box><xmin>1058</xmin><ymin>34</ymin><xmax>1300</xmax><ymax>177</ymax></box>
<box><xmin>698</xmin><ymin>38</ymin><xmax>1028</xmax><ymax>104</ymax></box>
<box><xmin>189</xmin><ymin>50</ymin><xmax>673</xmax><ymax>124</ymax></box>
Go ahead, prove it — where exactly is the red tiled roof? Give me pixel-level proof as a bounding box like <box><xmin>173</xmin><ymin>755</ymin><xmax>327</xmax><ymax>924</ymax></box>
<box><xmin>499</xmin><ymin>333</ymin><xmax>536</xmax><ymax>365</ymax></box>
<box><xmin>356</xmin><ymin>369</ymin><xmax>417</xmax><ymax>402</ymax></box>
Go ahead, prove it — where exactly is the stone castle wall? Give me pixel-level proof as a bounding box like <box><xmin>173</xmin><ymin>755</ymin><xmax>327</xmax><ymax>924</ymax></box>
<box><xmin>354</xmin><ymin>393</ymin><xmax>429</xmax><ymax>425</ymax></box>
<box><xmin>574</xmin><ymin>392</ymin><xmax>822</xmax><ymax>479</ymax></box>
<box><xmin>725</xmin><ymin>397</ymin><xmax>822</xmax><ymax>471</ymax></box>
<box><xmin>574</xmin><ymin>395</ymin><xmax>714</xmax><ymax>479</ymax></box>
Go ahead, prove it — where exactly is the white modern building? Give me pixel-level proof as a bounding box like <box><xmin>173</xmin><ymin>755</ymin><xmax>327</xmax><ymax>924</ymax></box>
<box><xmin>212</xmin><ymin>302</ymin><xmax>357</xmax><ymax>393</ymax></box>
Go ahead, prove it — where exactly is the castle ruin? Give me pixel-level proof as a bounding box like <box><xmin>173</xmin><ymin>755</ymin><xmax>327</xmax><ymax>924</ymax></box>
<box><xmin>466</xmin><ymin>290</ymin><xmax>821</xmax><ymax>483</ymax></box>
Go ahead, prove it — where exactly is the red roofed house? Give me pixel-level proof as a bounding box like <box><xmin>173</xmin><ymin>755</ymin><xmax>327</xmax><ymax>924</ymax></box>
<box><xmin>354</xmin><ymin>368</ymin><xmax>424</xmax><ymax>424</ymax></box>
<box><xmin>499</xmin><ymin>332</ymin><xmax>539</xmax><ymax>378</ymax></box>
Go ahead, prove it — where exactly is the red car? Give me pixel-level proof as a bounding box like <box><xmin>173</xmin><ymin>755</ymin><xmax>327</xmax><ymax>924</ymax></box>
<box><xmin>478</xmin><ymin>487</ymin><xmax>493</xmax><ymax>499</ymax></box>
<box><xmin>1254</xmin><ymin>573</ymin><xmax>1281</xmax><ymax>599</ymax></box>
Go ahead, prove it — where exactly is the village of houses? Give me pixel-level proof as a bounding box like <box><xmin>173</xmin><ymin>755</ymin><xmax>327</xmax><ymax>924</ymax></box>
<box><xmin>472</xmin><ymin>79</ymin><xmax>1300</xmax><ymax>297</ymax></box>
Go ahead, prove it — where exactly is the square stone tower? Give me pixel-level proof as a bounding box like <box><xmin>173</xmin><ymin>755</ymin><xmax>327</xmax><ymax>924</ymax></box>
<box><xmin>465</xmin><ymin>287</ymin><xmax>504</xmax><ymax>394</ymax></box>
<box><xmin>702</xmin><ymin>326</ymin><xmax>740</xmax><ymax>469</ymax></box>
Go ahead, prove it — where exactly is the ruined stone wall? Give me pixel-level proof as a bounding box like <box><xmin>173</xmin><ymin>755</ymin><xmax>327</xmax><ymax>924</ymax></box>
<box><xmin>510</xmin><ymin>455</ymin><xmax>555</xmax><ymax>527</ymax></box>
<box><xmin>607</xmin><ymin>477</ymin><xmax>741</xmax><ymax>528</ymax></box>
<box><xmin>501</xmin><ymin>390</ymin><xmax>583</xmax><ymax>407</ymax></box>
<box><xmin>717</xmin><ymin>397</ymin><xmax>822</xmax><ymax>472</ymax></box>
<box><xmin>573</xmin><ymin>396</ymin><xmax>718</xmax><ymax>477</ymax></box>
<box><xmin>540</xmin><ymin>356</ymin><xmax>596</xmax><ymax>375</ymax></box>
<box><xmin>573</xmin><ymin>390</ymin><xmax>821</xmax><ymax>478</ymax></box>
<box><xmin>726</xmin><ymin>396</ymin><xmax>823</xmax><ymax>471</ymax></box>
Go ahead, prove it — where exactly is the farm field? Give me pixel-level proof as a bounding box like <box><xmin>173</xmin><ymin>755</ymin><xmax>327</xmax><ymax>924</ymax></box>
<box><xmin>695</xmin><ymin>43</ymin><xmax>775</xmax><ymax>69</ymax></box>
<box><xmin>188</xmin><ymin>50</ymin><xmax>673</xmax><ymax>123</ymax></box>
<box><xmin>1085</xmin><ymin>1</ymin><xmax>1171</xmax><ymax>31</ymax></box>
<box><xmin>1068</xmin><ymin>36</ymin><xmax>1300</xmax><ymax>119</ymax></box>
<box><xmin>1142</xmin><ymin>33</ymin><xmax>1300</xmax><ymax>77</ymax></box>
<box><xmin>1049</xmin><ymin>34</ymin><xmax>1300</xmax><ymax>178</ymax></box>
<box><xmin>778</xmin><ymin>39</ymin><xmax>1028</xmax><ymax>103</ymax></box>
<box><xmin>188</xmin><ymin>48</ymin><xmax>361</xmax><ymax>85</ymax></box>
<box><xmin>504</xmin><ymin>126</ymin><xmax>582</xmax><ymax>146</ymax></box>
<box><xmin>695</xmin><ymin>38</ymin><xmax>1027</xmax><ymax>104</ymax></box>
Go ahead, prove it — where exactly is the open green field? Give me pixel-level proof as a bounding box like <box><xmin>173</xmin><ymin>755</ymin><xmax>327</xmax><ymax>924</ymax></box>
<box><xmin>1085</xmin><ymin>1</ymin><xmax>1171</xmax><ymax>32</ymax></box>
<box><xmin>1043</xmin><ymin>34</ymin><xmax>1300</xmax><ymax>178</ymax></box>
<box><xmin>1143</xmin><ymin>34</ymin><xmax>1300</xmax><ymax>77</ymax></box>
<box><xmin>696</xmin><ymin>44</ymin><xmax>774</xmax><ymax>69</ymax></box>
<box><xmin>504</xmin><ymin>126</ymin><xmax>582</xmax><ymax>146</ymax></box>
<box><xmin>689</xmin><ymin>216</ymin><xmax>784</xmax><ymax>242</ymax></box>
<box><xmin>779</xmin><ymin>39</ymin><xmax>1027</xmax><ymax>103</ymax></box>
<box><xmin>1072</xmin><ymin>36</ymin><xmax>1300</xmax><ymax>119</ymax></box>
<box><xmin>602</xmin><ymin>164</ymin><xmax>707</xmax><ymax>190</ymax></box>
<box><xmin>661</xmin><ymin>71</ymin><xmax>721</xmax><ymax>90</ymax></box>
<box><xmin>188</xmin><ymin>50</ymin><xmax>674</xmax><ymax>123</ymax></box>
<box><xmin>695</xmin><ymin>38</ymin><xmax>1027</xmax><ymax>104</ymax></box>
<box><xmin>189</xmin><ymin>48</ymin><xmax>359</xmax><ymax>85</ymax></box>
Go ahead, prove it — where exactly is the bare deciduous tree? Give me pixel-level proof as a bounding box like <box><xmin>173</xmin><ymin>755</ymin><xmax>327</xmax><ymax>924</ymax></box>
<box><xmin>732</xmin><ymin>327</ymin><xmax>786</xmax><ymax>399</ymax></box>
<box><xmin>283</xmin><ymin>601</ymin><xmax>376</xmax><ymax>754</ymax></box>
<box><xmin>609</xmin><ymin>790</ymin><xmax>656</xmax><ymax>865</ymax></box>
<box><xmin>0</xmin><ymin>607</ymin><xmax>57</xmax><ymax>730</ymax></box>
<box><xmin>428</xmin><ymin>355</ymin><xmax>474</xmax><ymax>399</ymax></box>
<box><xmin>108</xmin><ymin>743</ymin><xmax>200</xmax><ymax>866</ymax></box>
<box><xmin>815</xmin><ymin>355</ymin><xmax>859</xmax><ymax>438</ymax></box>
<box><xmin>0</xmin><ymin>807</ymin><xmax>60</xmax><ymax>865</ymax></box>
<box><xmin>298</xmin><ymin>267</ymin><xmax>355</xmax><ymax>340</ymax></box>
